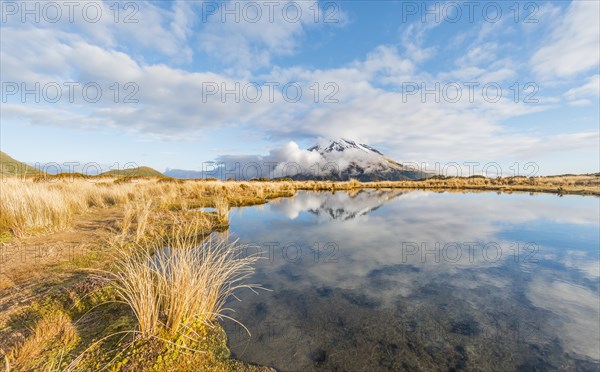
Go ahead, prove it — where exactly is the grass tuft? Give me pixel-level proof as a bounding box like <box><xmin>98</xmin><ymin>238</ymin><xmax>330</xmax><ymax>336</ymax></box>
<box><xmin>106</xmin><ymin>221</ymin><xmax>261</xmax><ymax>341</ymax></box>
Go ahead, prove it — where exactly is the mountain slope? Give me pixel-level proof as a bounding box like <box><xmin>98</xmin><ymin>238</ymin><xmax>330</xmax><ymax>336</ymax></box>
<box><xmin>164</xmin><ymin>139</ymin><xmax>432</xmax><ymax>181</ymax></box>
<box><xmin>100</xmin><ymin>166</ymin><xmax>164</xmax><ymax>177</ymax></box>
<box><xmin>0</xmin><ymin>151</ymin><xmax>41</xmax><ymax>175</ymax></box>
<box><xmin>292</xmin><ymin>138</ymin><xmax>431</xmax><ymax>181</ymax></box>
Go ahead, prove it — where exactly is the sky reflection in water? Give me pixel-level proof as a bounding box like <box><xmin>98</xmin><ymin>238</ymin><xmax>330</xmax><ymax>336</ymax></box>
<box><xmin>222</xmin><ymin>190</ymin><xmax>599</xmax><ymax>371</ymax></box>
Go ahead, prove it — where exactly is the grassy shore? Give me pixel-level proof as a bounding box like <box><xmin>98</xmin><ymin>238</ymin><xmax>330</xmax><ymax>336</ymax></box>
<box><xmin>0</xmin><ymin>174</ymin><xmax>598</xmax><ymax>370</ymax></box>
<box><xmin>374</xmin><ymin>173</ymin><xmax>600</xmax><ymax>196</ymax></box>
<box><xmin>0</xmin><ymin>177</ymin><xmax>293</xmax><ymax>370</ymax></box>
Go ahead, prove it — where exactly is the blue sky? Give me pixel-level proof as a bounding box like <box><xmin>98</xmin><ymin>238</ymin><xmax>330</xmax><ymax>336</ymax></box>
<box><xmin>1</xmin><ymin>0</ymin><xmax>598</xmax><ymax>175</ymax></box>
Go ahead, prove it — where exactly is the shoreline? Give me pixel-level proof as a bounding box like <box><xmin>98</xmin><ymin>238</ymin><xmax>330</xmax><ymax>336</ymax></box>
<box><xmin>0</xmin><ymin>176</ymin><xmax>598</xmax><ymax>369</ymax></box>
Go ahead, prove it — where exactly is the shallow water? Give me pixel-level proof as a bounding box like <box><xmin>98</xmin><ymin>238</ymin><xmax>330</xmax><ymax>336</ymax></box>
<box><xmin>222</xmin><ymin>190</ymin><xmax>600</xmax><ymax>371</ymax></box>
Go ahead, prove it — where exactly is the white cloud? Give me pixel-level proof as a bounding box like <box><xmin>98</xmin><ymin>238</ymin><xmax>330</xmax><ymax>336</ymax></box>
<box><xmin>0</xmin><ymin>2</ymin><xmax>196</xmax><ymax>63</ymax></box>
<box><xmin>400</xmin><ymin>21</ymin><xmax>438</xmax><ymax>63</ymax></box>
<box><xmin>455</xmin><ymin>43</ymin><xmax>499</xmax><ymax>67</ymax></box>
<box><xmin>362</xmin><ymin>46</ymin><xmax>415</xmax><ymax>85</ymax></box>
<box><xmin>528</xmin><ymin>279</ymin><xmax>600</xmax><ymax>360</ymax></box>
<box><xmin>3</xmin><ymin>22</ymin><xmax>596</xmax><ymax>164</ymax></box>
<box><xmin>568</xmin><ymin>99</ymin><xmax>592</xmax><ymax>107</ymax></box>
<box><xmin>2</xmin><ymin>2</ymin><xmax>597</xmax><ymax>168</ymax></box>
<box><xmin>1</xmin><ymin>26</ymin><xmax>287</xmax><ymax>138</ymax></box>
<box><xmin>564</xmin><ymin>74</ymin><xmax>600</xmax><ymax>100</ymax></box>
<box><xmin>214</xmin><ymin>141</ymin><xmax>326</xmax><ymax>179</ymax></box>
<box><xmin>270</xmin><ymin>141</ymin><xmax>324</xmax><ymax>173</ymax></box>
<box><xmin>198</xmin><ymin>1</ymin><xmax>348</xmax><ymax>73</ymax></box>
<box><xmin>531</xmin><ymin>1</ymin><xmax>600</xmax><ymax>79</ymax></box>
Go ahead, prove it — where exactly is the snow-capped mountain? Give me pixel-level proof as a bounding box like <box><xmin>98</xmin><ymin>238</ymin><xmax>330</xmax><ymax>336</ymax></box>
<box><xmin>164</xmin><ymin>138</ymin><xmax>431</xmax><ymax>181</ymax></box>
<box><xmin>289</xmin><ymin>138</ymin><xmax>430</xmax><ymax>181</ymax></box>
<box><xmin>308</xmin><ymin>139</ymin><xmax>384</xmax><ymax>155</ymax></box>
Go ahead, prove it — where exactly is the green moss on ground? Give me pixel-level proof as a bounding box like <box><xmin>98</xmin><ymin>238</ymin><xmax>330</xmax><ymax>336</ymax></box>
<box><xmin>110</xmin><ymin>321</ymin><xmax>269</xmax><ymax>371</ymax></box>
<box><xmin>3</xmin><ymin>275</ymin><xmax>272</xmax><ymax>371</ymax></box>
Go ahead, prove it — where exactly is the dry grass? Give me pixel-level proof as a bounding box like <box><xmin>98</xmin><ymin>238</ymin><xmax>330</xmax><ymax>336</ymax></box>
<box><xmin>0</xmin><ymin>181</ymin><xmax>74</xmax><ymax>237</ymax></box>
<box><xmin>7</xmin><ymin>310</ymin><xmax>79</xmax><ymax>370</ymax></box>
<box><xmin>214</xmin><ymin>195</ymin><xmax>229</xmax><ymax>225</ymax></box>
<box><xmin>0</xmin><ymin>173</ymin><xmax>597</xmax><ymax>370</ymax></box>
<box><xmin>378</xmin><ymin>174</ymin><xmax>600</xmax><ymax>195</ymax></box>
<box><xmin>106</xmin><ymin>218</ymin><xmax>262</xmax><ymax>340</ymax></box>
<box><xmin>0</xmin><ymin>178</ymin><xmax>132</xmax><ymax>237</ymax></box>
<box><xmin>0</xmin><ymin>178</ymin><xmax>294</xmax><ymax>240</ymax></box>
<box><xmin>1</xmin><ymin>174</ymin><xmax>598</xmax><ymax>240</ymax></box>
<box><xmin>117</xmin><ymin>199</ymin><xmax>154</xmax><ymax>244</ymax></box>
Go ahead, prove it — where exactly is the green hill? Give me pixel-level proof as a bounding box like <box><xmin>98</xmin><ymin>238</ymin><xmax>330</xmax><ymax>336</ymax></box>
<box><xmin>0</xmin><ymin>151</ymin><xmax>41</xmax><ymax>175</ymax></box>
<box><xmin>100</xmin><ymin>166</ymin><xmax>164</xmax><ymax>177</ymax></box>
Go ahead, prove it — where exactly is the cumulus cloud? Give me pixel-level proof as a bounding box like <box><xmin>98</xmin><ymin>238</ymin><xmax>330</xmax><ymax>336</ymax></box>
<box><xmin>3</xmin><ymin>23</ymin><xmax>596</xmax><ymax>165</ymax></box>
<box><xmin>2</xmin><ymin>1</ymin><xmax>597</xmax><ymax>171</ymax></box>
<box><xmin>1</xmin><ymin>26</ymin><xmax>283</xmax><ymax>138</ymax></box>
<box><xmin>213</xmin><ymin>141</ymin><xmax>326</xmax><ymax>179</ymax></box>
<box><xmin>270</xmin><ymin>141</ymin><xmax>325</xmax><ymax>175</ymax></box>
<box><xmin>0</xmin><ymin>1</ymin><xmax>195</xmax><ymax>63</ymax></box>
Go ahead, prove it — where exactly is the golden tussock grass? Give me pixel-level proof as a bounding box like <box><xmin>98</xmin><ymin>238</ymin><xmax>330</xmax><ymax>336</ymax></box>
<box><xmin>7</xmin><ymin>310</ymin><xmax>79</xmax><ymax>370</ymax></box>
<box><xmin>117</xmin><ymin>199</ymin><xmax>154</xmax><ymax>244</ymax></box>
<box><xmin>0</xmin><ymin>178</ymin><xmax>133</xmax><ymax>237</ymax></box>
<box><xmin>1</xmin><ymin>174</ymin><xmax>598</xmax><ymax>239</ymax></box>
<box><xmin>105</xmin><ymin>219</ymin><xmax>262</xmax><ymax>341</ymax></box>
<box><xmin>1</xmin><ymin>174</ymin><xmax>598</xmax><ymax>369</ymax></box>
<box><xmin>0</xmin><ymin>177</ymin><xmax>296</xmax><ymax>239</ymax></box>
<box><xmin>213</xmin><ymin>195</ymin><xmax>229</xmax><ymax>225</ymax></box>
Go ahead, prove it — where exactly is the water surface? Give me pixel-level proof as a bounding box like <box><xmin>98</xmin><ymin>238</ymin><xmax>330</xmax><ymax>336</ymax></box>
<box><xmin>222</xmin><ymin>190</ymin><xmax>600</xmax><ymax>371</ymax></box>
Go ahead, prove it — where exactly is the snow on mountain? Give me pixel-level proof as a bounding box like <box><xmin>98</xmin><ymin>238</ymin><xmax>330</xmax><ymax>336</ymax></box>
<box><xmin>308</xmin><ymin>138</ymin><xmax>383</xmax><ymax>155</ymax></box>
<box><xmin>166</xmin><ymin>139</ymin><xmax>431</xmax><ymax>181</ymax></box>
<box><xmin>286</xmin><ymin>138</ymin><xmax>430</xmax><ymax>181</ymax></box>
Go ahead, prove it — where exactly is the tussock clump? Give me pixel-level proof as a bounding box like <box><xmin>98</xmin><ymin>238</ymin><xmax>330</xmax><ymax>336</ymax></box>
<box><xmin>214</xmin><ymin>196</ymin><xmax>229</xmax><ymax>225</ymax></box>
<box><xmin>107</xmin><ymin>221</ymin><xmax>262</xmax><ymax>340</ymax></box>
<box><xmin>117</xmin><ymin>199</ymin><xmax>155</xmax><ymax>244</ymax></box>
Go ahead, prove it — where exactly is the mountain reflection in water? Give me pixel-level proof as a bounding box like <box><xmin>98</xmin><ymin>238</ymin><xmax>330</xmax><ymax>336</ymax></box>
<box><xmin>222</xmin><ymin>190</ymin><xmax>599</xmax><ymax>371</ymax></box>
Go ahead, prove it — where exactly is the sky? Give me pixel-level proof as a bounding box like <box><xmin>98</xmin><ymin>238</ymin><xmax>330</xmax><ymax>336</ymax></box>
<box><xmin>0</xmin><ymin>0</ymin><xmax>599</xmax><ymax>176</ymax></box>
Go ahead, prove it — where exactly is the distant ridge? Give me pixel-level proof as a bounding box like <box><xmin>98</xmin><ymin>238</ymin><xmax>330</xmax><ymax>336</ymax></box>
<box><xmin>0</xmin><ymin>151</ymin><xmax>164</xmax><ymax>178</ymax></box>
<box><xmin>100</xmin><ymin>166</ymin><xmax>164</xmax><ymax>177</ymax></box>
<box><xmin>0</xmin><ymin>151</ymin><xmax>41</xmax><ymax>175</ymax></box>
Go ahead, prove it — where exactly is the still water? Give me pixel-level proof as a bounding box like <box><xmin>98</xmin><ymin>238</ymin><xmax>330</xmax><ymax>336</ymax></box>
<box><xmin>222</xmin><ymin>190</ymin><xmax>600</xmax><ymax>371</ymax></box>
